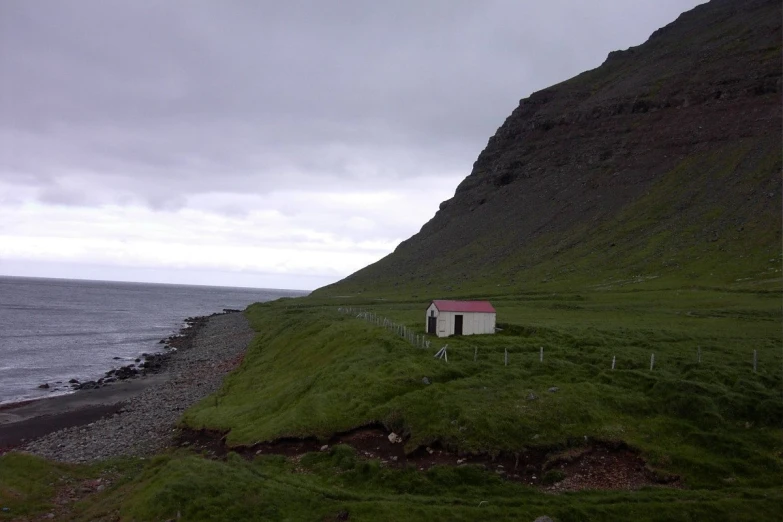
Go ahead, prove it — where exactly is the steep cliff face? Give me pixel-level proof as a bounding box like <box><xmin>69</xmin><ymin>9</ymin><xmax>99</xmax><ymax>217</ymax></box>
<box><xmin>319</xmin><ymin>0</ymin><xmax>782</xmax><ymax>296</ymax></box>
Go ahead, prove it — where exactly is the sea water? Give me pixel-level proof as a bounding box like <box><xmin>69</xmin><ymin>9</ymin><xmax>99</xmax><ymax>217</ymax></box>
<box><xmin>0</xmin><ymin>276</ymin><xmax>307</xmax><ymax>404</ymax></box>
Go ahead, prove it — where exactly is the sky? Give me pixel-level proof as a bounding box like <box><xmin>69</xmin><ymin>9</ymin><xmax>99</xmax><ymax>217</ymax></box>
<box><xmin>0</xmin><ymin>0</ymin><xmax>705</xmax><ymax>290</ymax></box>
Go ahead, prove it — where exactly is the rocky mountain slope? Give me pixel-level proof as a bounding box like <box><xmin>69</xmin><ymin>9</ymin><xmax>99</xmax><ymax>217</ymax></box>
<box><xmin>318</xmin><ymin>0</ymin><xmax>781</xmax><ymax>297</ymax></box>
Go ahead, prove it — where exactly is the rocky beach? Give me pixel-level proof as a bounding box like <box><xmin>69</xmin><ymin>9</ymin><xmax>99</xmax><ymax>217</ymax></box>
<box><xmin>0</xmin><ymin>312</ymin><xmax>254</xmax><ymax>462</ymax></box>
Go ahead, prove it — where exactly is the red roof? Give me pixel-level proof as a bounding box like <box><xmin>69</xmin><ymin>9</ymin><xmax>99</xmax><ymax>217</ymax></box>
<box><xmin>431</xmin><ymin>300</ymin><xmax>496</xmax><ymax>313</ymax></box>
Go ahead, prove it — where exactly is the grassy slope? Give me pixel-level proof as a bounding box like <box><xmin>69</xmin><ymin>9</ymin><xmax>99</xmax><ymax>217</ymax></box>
<box><xmin>315</xmin><ymin>139</ymin><xmax>782</xmax><ymax>299</ymax></box>
<box><xmin>2</xmin><ymin>275</ymin><xmax>780</xmax><ymax>522</ymax></box>
<box><xmin>180</xmin><ymin>287</ymin><xmax>782</xmax><ymax>493</ymax></box>
<box><xmin>3</xmin><ymin>448</ymin><xmax>782</xmax><ymax>521</ymax></box>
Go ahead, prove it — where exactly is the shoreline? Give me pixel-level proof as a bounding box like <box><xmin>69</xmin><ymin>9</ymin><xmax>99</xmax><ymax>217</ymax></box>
<box><xmin>0</xmin><ymin>309</ymin><xmax>240</xmax><ymax>410</ymax></box>
<box><xmin>0</xmin><ymin>309</ymin><xmax>250</xmax><ymax>458</ymax></box>
<box><xmin>0</xmin><ymin>308</ymin><xmax>241</xmax><ymax>409</ymax></box>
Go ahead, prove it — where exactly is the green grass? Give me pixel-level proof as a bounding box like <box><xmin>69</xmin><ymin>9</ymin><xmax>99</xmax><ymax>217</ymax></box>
<box><xmin>0</xmin><ymin>453</ymin><xmax>146</xmax><ymax>521</ymax></box>
<box><xmin>4</xmin><ymin>448</ymin><xmax>782</xmax><ymax>521</ymax></box>
<box><xmin>182</xmin><ymin>287</ymin><xmax>782</xmax><ymax>494</ymax></box>
<box><xmin>0</xmin><ymin>453</ymin><xmax>73</xmax><ymax>516</ymax></box>
<box><xmin>3</xmin><ymin>287</ymin><xmax>781</xmax><ymax>520</ymax></box>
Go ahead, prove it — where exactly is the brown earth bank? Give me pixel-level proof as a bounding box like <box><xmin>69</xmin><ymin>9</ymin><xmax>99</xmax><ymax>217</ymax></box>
<box><xmin>175</xmin><ymin>424</ymin><xmax>680</xmax><ymax>492</ymax></box>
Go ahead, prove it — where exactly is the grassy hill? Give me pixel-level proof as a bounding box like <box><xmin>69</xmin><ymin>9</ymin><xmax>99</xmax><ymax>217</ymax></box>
<box><xmin>181</xmin><ymin>294</ymin><xmax>782</xmax><ymax>487</ymax></box>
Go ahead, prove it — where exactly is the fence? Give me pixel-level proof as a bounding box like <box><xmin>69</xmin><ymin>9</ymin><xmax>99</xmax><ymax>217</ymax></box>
<box><xmin>336</xmin><ymin>307</ymin><xmax>768</xmax><ymax>373</ymax></box>
<box><xmin>338</xmin><ymin>307</ymin><xmax>431</xmax><ymax>350</ymax></box>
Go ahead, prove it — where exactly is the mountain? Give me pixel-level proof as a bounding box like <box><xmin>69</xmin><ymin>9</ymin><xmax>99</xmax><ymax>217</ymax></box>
<box><xmin>318</xmin><ymin>0</ymin><xmax>782</xmax><ymax>297</ymax></box>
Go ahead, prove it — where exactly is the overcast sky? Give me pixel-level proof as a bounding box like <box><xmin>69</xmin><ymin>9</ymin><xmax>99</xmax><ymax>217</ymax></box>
<box><xmin>0</xmin><ymin>0</ymin><xmax>704</xmax><ymax>290</ymax></box>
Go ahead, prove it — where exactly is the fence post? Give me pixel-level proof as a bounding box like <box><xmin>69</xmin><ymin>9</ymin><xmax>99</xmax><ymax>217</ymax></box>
<box><xmin>753</xmin><ymin>350</ymin><xmax>757</xmax><ymax>373</ymax></box>
<box><xmin>504</xmin><ymin>348</ymin><xmax>508</xmax><ymax>366</ymax></box>
<box><xmin>650</xmin><ymin>353</ymin><xmax>655</xmax><ymax>371</ymax></box>
<box><xmin>611</xmin><ymin>355</ymin><xmax>616</xmax><ymax>370</ymax></box>
<box><xmin>540</xmin><ymin>346</ymin><xmax>543</xmax><ymax>363</ymax></box>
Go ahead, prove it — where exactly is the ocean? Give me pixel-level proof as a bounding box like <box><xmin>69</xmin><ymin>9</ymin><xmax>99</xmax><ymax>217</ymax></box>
<box><xmin>0</xmin><ymin>276</ymin><xmax>308</xmax><ymax>405</ymax></box>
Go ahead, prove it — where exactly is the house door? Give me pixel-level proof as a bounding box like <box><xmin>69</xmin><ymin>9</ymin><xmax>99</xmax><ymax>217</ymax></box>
<box><xmin>454</xmin><ymin>315</ymin><xmax>463</xmax><ymax>335</ymax></box>
<box><xmin>427</xmin><ymin>311</ymin><xmax>437</xmax><ymax>334</ymax></box>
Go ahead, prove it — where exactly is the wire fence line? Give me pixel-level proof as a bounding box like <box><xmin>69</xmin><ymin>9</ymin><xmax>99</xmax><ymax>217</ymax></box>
<box><xmin>338</xmin><ymin>307</ymin><xmax>431</xmax><ymax>350</ymax></box>
<box><xmin>336</xmin><ymin>307</ymin><xmax>769</xmax><ymax>374</ymax></box>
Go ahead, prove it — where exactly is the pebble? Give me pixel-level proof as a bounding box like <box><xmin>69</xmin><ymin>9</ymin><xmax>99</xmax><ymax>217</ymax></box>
<box><xmin>23</xmin><ymin>313</ymin><xmax>254</xmax><ymax>463</ymax></box>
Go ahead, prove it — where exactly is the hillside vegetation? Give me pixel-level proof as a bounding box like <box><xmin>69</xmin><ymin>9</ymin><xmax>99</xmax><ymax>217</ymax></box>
<box><xmin>3</xmin><ymin>288</ymin><xmax>781</xmax><ymax>520</ymax></box>
<box><xmin>6</xmin><ymin>287</ymin><xmax>778</xmax><ymax>520</ymax></box>
<box><xmin>3</xmin><ymin>449</ymin><xmax>781</xmax><ymax>521</ymax></box>
<box><xmin>181</xmin><ymin>291</ymin><xmax>782</xmax><ymax>487</ymax></box>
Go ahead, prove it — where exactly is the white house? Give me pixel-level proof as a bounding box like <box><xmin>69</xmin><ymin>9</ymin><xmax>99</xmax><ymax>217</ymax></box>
<box><xmin>425</xmin><ymin>300</ymin><xmax>496</xmax><ymax>338</ymax></box>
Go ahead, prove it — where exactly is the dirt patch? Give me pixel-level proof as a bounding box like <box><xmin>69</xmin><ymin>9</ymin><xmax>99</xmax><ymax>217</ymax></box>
<box><xmin>175</xmin><ymin>426</ymin><xmax>676</xmax><ymax>491</ymax></box>
<box><xmin>5</xmin><ymin>473</ymin><xmax>120</xmax><ymax>522</ymax></box>
<box><xmin>543</xmin><ymin>445</ymin><xmax>679</xmax><ymax>492</ymax></box>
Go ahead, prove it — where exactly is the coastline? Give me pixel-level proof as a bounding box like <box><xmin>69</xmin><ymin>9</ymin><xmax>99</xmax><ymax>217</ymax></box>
<box><xmin>0</xmin><ymin>310</ymin><xmax>253</xmax><ymax>459</ymax></box>
<box><xmin>0</xmin><ymin>312</ymin><xmax>209</xmax><ymax>415</ymax></box>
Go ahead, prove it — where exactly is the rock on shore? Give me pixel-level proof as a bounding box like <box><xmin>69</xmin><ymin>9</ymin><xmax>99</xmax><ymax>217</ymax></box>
<box><xmin>22</xmin><ymin>313</ymin><xmax>254</xmax><ymax>463</ymax></box>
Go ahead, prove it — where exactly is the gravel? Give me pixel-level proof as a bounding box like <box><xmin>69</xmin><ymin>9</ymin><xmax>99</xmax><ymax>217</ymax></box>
<box><xmin>22</xmin><ymin>312</ymin><xmax>254</xmax><ymax>463</ymax></box>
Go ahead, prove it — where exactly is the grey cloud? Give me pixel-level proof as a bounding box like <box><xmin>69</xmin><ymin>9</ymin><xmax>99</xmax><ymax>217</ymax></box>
<box><xmin>1</xmin><ymin>0</ymin><xmax>706</xmax><ymax>207</ymax></box>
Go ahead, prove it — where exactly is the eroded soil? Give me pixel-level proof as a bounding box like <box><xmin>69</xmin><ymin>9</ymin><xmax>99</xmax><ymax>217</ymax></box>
<box><xmin>175</xmin><ymin>425</ymin><xmax>679</xmax><ymax>491</ymax></box>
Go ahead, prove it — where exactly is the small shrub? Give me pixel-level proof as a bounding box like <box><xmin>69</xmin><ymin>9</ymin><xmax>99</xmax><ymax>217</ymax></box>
<box><xmin>543</xmin><ymin>469</ymin><xmax>567</xmax><ymax>485</ymax></box>
<box><xmin>496</xmin><ymin>323</ymin><xmax>536</xmax><ymax>336</ymax></box>
<box><xmin>331</xmin><ymin>445</ymin><xmax>358</xmax><ymax>470</ymax></box>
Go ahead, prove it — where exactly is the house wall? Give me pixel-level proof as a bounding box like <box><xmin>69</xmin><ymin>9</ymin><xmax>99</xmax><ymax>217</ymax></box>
<box><xmin>425</xmin><ymin>304</ymin><xmax>496</xmax><ymax>337</ymax></box>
